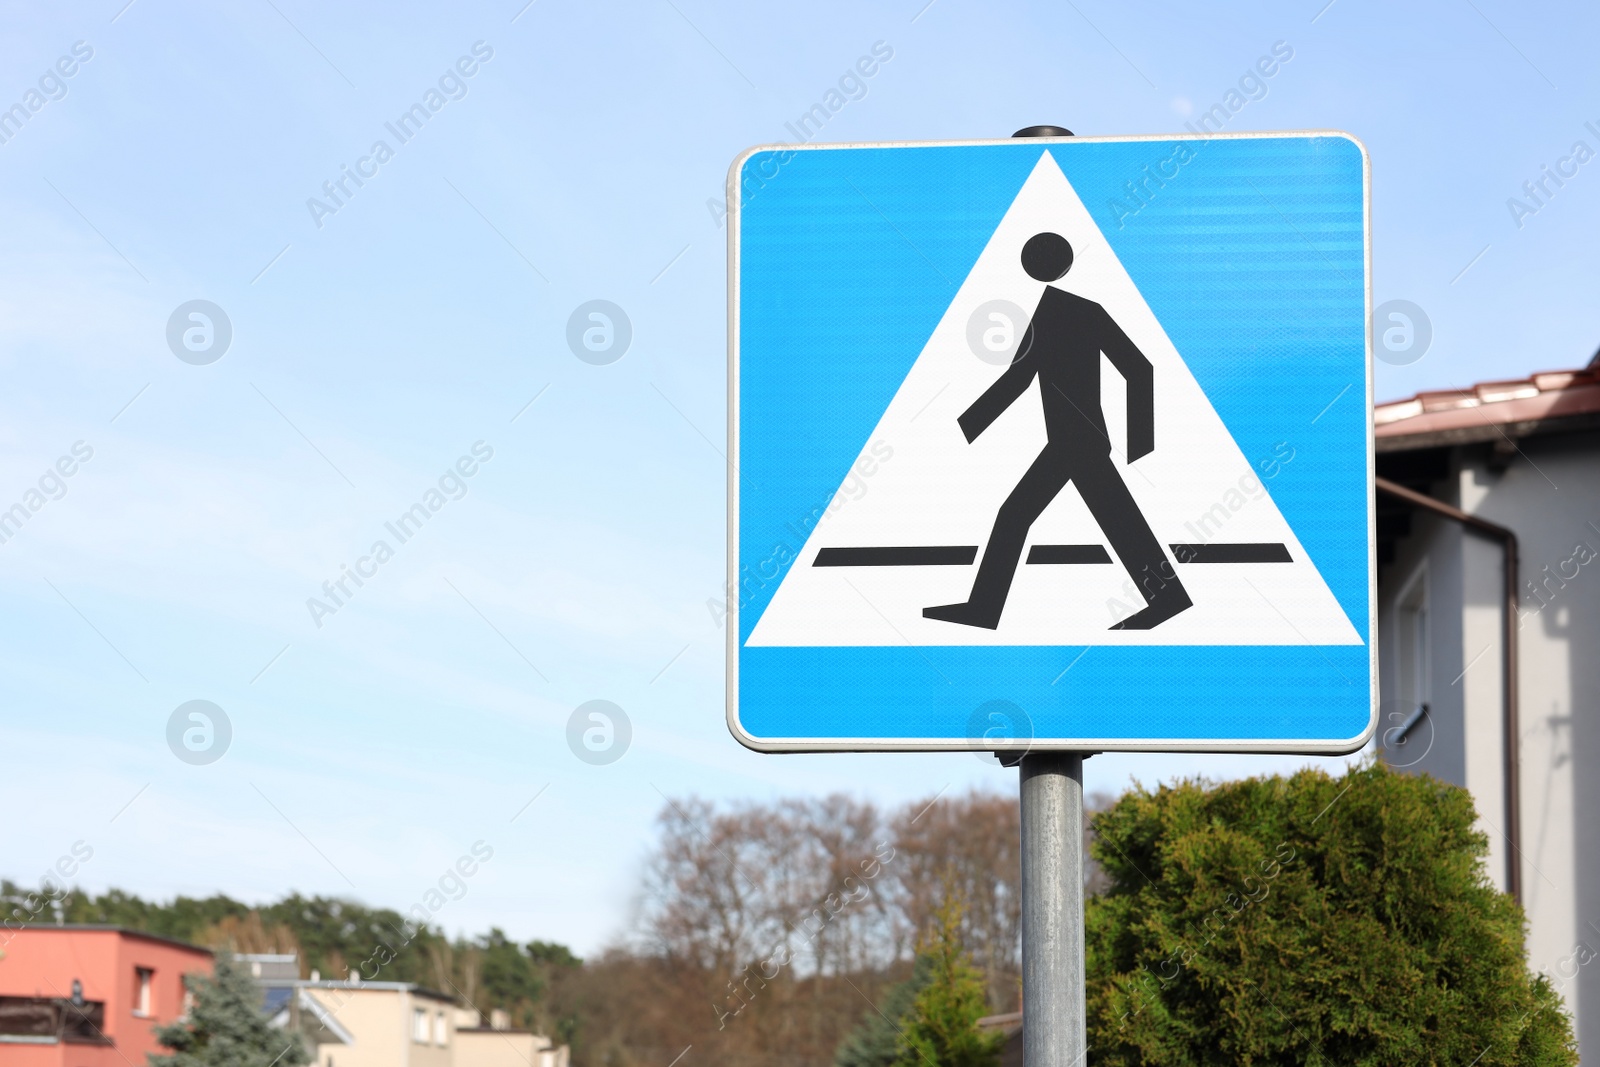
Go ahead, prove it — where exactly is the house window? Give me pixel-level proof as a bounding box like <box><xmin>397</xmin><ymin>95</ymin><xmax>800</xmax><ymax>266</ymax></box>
<box><xmin>434</xmin><ymin>1010</ymin><xmax>448</xmax><ymax>1046</ymax></box>
<box><xmin>412</xmin><ymin>1007</ymin><xmax>430</xmax><ymax>1043</ymax></box>
<box><xmin>134</xmin><ymin>968</ymin><xmax>154</xmax><ymax>1017</ymax></box>
<box><xmin>1397</xmin><ymin>569</ymin><xmax>1429</xmax><ymax>717</ymax></box>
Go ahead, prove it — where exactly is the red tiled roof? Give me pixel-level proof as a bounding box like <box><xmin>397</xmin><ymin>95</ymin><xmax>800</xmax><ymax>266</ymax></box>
<box><xmin>1374</xmin><ymin>351</ymin><xmax>1600</xmax><ymax>450</ymax></box>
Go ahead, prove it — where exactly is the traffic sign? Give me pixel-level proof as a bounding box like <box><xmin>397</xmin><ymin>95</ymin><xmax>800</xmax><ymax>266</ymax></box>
<box><xmin>728</xmin><ymin>132</ymin><xmax>1375</xmax><ymax>753</ymax></box>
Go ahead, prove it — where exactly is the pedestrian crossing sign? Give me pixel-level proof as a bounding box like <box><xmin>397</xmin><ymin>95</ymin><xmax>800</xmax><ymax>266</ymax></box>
<box><xmin>727</xmin><ymin>133</ymin><xmax>1376</xmax><ymax>753</ymax></box>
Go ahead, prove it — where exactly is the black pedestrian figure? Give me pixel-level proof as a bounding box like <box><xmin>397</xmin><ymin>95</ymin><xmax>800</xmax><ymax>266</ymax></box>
<box><xmin>924</xmin><ymin>232</ymin><xmax>1192</xmax><ymax>631</ymax></box>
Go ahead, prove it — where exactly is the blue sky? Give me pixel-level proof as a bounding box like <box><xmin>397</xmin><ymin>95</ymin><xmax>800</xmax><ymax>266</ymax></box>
<box><xmin>2</xmin><ymin>0</ymin><xmax>1596</xmax><ymax>957</ymax></box>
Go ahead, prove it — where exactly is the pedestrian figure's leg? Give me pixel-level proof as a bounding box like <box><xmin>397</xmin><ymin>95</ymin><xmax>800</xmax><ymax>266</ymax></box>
<box><xmin>925</xmin><ymin>446</ymin><xmax>1073</xmax><ymax>629</ymax></box>
<box><xmin>1069</xmin><ymin>451</ymin><xmax>1192</xmax><ymax>630</ymax></box>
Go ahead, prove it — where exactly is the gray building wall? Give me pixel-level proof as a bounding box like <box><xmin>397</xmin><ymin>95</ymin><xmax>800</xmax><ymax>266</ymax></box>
<box><xmin>1378</xmin><ymin>430</ymin><xmax>1600</xmax><ymax>1058</ymax></box>
<box><xmin>1378</xmin><ymin>508</ymin><xmax>1466</xmax><ymax>788</ymax></box>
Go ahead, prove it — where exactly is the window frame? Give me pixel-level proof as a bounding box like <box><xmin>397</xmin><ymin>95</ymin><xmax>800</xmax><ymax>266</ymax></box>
<box><xmin>133</xmin><ymin>966</ymin><xmax>154</xmax><ymax>1017</ymax></box>
<box><xmin>1394</xmin><ymin>563</ymin><xmax>1430</xmax><ymax>717</ymax></box>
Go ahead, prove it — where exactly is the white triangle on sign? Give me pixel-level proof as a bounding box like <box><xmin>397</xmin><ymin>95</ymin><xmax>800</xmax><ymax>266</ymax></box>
<box><xmin>746</xmin><ymin>150</ymin><xmax>1363</xmax><ymax>648</ymax></box>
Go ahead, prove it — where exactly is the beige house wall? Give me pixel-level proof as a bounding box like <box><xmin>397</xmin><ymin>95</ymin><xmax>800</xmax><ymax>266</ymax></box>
<box><xmin>303</xmin><ymin>985</ymin><xmax>455</xmax><ymax>1067</ymax></box>
<box><xmin>454</xmin><ymin>1029</ymin><xmax>562</xmax><ymax>1067</ymax></box>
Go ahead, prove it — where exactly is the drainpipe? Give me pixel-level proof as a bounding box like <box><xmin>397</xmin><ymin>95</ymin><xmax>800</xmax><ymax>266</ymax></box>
<box><xmin>1375</xmin><ymin>477</ymin><xmax>1520</xmax><ymax>906</ymax></box>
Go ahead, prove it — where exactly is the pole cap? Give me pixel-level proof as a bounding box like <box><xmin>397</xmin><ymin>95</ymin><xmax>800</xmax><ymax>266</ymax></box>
<box><xmin>1012</xmin><ymin>125</ymin><xmax>1074</xmax><ymax>138</ymax></box>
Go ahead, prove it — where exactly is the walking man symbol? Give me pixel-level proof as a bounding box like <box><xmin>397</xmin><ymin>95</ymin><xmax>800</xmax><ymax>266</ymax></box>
<box><xmin>923</xmin><ymin>232</ymin><xmax>1193</xmax><ymax>631</ymax></box>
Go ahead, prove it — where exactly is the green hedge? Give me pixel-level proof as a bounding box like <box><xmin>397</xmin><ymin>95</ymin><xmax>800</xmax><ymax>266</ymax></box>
<box><xmin>1085</xmin><ymin>760</ymin><xmax>1576</xmax><ymax>1067</ymax></box>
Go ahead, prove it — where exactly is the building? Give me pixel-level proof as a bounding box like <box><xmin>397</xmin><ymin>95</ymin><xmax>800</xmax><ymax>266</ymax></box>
<box><xmin>0</xmin><ymin>924</ymin><xmax>214</xmax><ymax>1065</ymax></box>
<box><xmin>452</xmin><ymin>1008</ymin><xmax>568</xmax><ymax>1067</ymax></box>
<box><xmin>977</xmin><ymin>1010</ymin><xmax>1023</xmax><ymax>1067</ymax></box>
<box><xmin>1375</xmin><ymin>351</ymin><xmax>1600</xmax><ymax>1057</ymax></box>
<box><xmin>295</xmin><ymin>980</ymin><xmax>456</xmax><ymax>1067</ymax></box>
<box><xmin>243</xmin><ymin>955</ymin><xmax>568</xmax><ymax>1067</ymax></box>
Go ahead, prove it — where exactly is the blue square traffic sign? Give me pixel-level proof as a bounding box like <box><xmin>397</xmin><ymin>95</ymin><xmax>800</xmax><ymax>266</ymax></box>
<box><xmin>728</xmin><ymin>133</ymin><xmax>1375</xmax><ymax>753</ymax></box>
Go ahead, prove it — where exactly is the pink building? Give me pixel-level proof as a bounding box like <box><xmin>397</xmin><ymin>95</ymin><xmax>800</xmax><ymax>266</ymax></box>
<box><xmin>0</xmin><ymin>925</ymin><xmax>213</xmax><ymax>1066</ymax></box>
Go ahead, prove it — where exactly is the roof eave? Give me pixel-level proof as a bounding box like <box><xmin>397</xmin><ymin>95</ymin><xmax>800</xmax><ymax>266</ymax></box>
<box><xmin>1375</xmin><ymin>408</ymin><xmax>1600</xmax><ymax>453</ymax></box>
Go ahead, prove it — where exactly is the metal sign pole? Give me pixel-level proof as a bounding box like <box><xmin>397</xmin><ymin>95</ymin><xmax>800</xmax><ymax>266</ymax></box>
<box><xmin>1020</xmin><ymin>752</ymin><xmax>1086</xmax><ymax>1067</ymax></box>
<box><xmin>1008</xmin><ymin>123</ymin><xmax>1087</xmax><ymax>1067</ymax></box>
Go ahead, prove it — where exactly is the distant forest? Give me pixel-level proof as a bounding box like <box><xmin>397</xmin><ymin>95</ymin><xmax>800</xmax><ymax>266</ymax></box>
<box><xmin>5</xmin><ymin>788</ymin><xmax>1099</xmax><ymax>1067</ymax></box>
<box><xmin>0</xmin><ymin>877</ymin><xmax>578</xmax><ymax>1035</ymax></box>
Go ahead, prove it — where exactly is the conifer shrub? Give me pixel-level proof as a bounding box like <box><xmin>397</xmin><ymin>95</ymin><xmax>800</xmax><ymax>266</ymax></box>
<box><xmin>1085</xmin><ymin>761</ymin><xmax>1576</xmax><ymax>1066</ymax></box>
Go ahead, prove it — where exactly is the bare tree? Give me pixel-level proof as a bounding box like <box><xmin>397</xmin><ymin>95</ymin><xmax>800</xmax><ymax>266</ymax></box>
<box><xmin>590</xmin><ymin>783</ymin><xmax>1111</xmax><ymax>1067</ymax></box>
<box><xmin>197</xmin><ymin>912</ymin><xmax>302</xmax><ymax>961</ymax></box>
<box><xmin>641</xmin><ymin>798</ymin><xmax>778</xmax><ymax>972</ymax></box>
<box><xmin>887</xmin><ymin>790</ymin><xmax>1022</xmax><ymax>1012</ymax></box>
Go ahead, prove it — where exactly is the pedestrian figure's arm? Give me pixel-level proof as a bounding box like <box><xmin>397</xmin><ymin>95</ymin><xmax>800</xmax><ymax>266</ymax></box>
<box><xmin>958</xmin><ymin>326</ymin><xmax>1037</xmax><ymax>442</ymax></box>
<box><xmin>1099</xmin><ymin>311</ymin><xmax>1155</xmax><ymax>460</ymax></box>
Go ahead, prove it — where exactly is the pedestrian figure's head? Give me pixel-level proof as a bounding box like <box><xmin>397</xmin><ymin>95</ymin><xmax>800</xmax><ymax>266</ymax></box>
<box><xmin>1022</xmin><ymin>232</ymin><xmax>1073</xmax><ymax>282</ymax></box>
